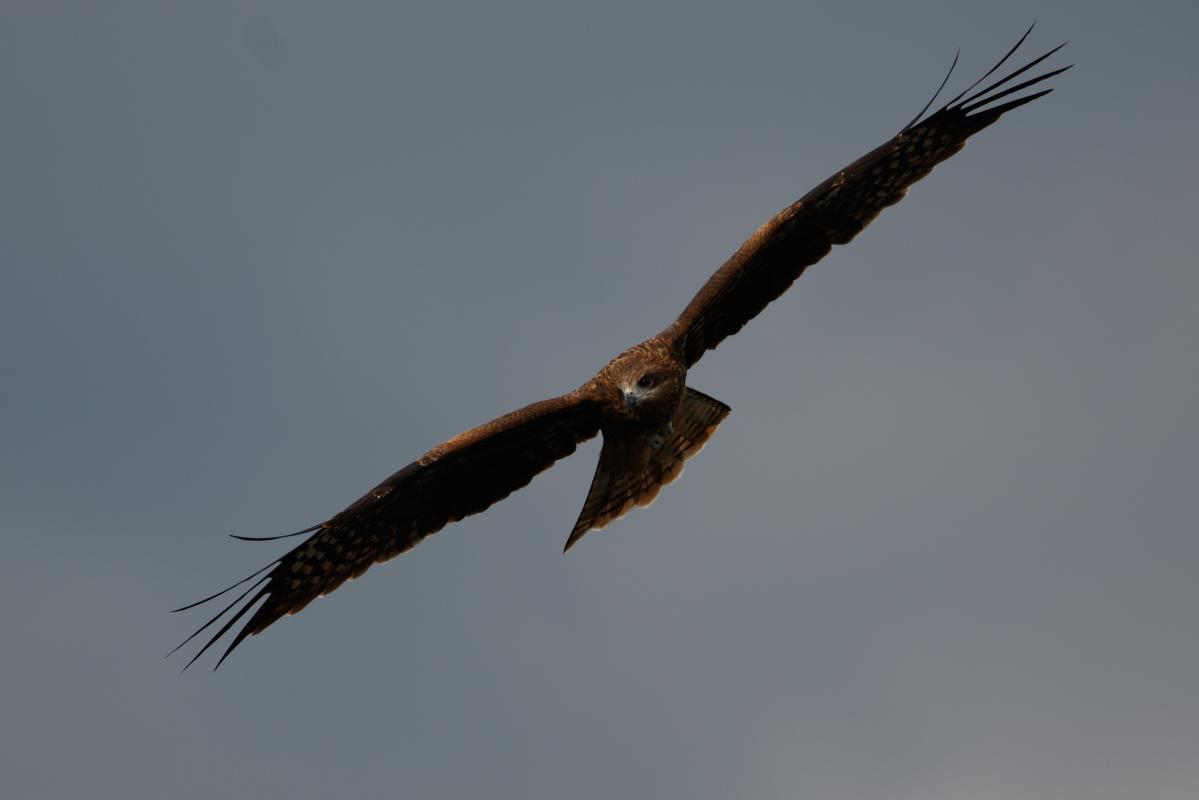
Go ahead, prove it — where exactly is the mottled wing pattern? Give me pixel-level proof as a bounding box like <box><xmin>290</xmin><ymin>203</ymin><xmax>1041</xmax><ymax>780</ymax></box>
<box><xmin>564</xmin><ymin>388</ymin><xmax>731</xmax><ymax>551</ymax></box>
<box><xmin>173</xmin><ymin>391</ymin><xmax>603</xmax><ymax>668</ymax></box>
<box><xmin>671</xmin><ymin>33</ymin><xmax>1070</xmax><ymax>368</ymax></box>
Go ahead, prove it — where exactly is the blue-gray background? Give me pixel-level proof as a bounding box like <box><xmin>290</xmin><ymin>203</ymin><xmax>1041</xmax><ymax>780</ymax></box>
<box><xmin>3</xmin><ymin>1</ymin><xmax>1196</xmax><ymax>798</ymax></box>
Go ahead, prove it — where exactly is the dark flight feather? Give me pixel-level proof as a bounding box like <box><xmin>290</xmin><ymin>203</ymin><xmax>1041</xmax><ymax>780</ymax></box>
<box><xmin>900</xmin><ymin>48</ymin><xmax>960</xmax><ymax>133</ymax></box>
<box><xmin>943</xmin><ymin>22</ymin><xmax>1038</xmax><ymax>109</ymax></box>
<box><xmin>228</xmin><ymin>524</ymin><xmax>321</xmax><ymax>542</ymax></box>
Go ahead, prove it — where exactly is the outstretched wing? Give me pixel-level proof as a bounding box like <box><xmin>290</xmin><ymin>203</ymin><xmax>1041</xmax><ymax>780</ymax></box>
<box><xmin>171</xmin><ymin>390</ymin><xmax>603</xmax><ymax>669</ymax></box>
<box><xmin>670</xmin><ymin>28</ymin><xmax>1070</xmax><ymax>368</ymax></box>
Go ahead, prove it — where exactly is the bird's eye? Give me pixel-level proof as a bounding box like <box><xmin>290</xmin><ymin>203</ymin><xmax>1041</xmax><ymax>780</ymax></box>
<box><xmin>637</xmin><ymin>374</ymin><xmax>657</xmax><ymax>389</ymax></box>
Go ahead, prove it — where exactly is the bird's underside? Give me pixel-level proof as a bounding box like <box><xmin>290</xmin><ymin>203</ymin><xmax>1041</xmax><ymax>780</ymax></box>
<box><xmin>172</xmin><ymin>27</ymin><xmax>1070</xmax><ymax>669</ymax></box>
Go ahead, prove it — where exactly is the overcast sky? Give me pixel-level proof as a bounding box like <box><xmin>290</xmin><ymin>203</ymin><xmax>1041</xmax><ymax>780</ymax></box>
<box><xmin>2</xmin><ymin>1</ymin><xmax>1197</xmax><ymax>798</ymax></box>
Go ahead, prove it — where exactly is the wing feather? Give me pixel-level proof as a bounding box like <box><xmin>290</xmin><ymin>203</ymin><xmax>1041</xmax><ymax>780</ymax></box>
<box><xmin>172</xmin><ymin>390</ymin><xmax>603</xmax><ymax>668</ymax></box>
<box><xmin>670</xmin><ymin>34</ymin><xmax>1070</xmax><ymax>368</ymax></box>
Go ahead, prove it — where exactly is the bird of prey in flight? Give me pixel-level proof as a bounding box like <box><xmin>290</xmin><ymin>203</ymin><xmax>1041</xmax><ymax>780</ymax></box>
<box><xmin>172</xmin><ymin>28</ymin><xmax>1069</xmax><ymax>669</ymax></box>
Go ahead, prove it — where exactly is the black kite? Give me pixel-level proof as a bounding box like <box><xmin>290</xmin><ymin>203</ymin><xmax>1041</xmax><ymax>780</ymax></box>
<box><xmin>172</xmin><ymin>29</ymin><xmax>1069</xmax><ymax>668</ymax></box>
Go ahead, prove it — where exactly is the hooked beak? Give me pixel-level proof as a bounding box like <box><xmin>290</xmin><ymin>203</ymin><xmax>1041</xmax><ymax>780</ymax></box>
<box><xmin>622</xmin><ymin>390</ymin><xmax>638</xmax><ymax>410</ymax></box>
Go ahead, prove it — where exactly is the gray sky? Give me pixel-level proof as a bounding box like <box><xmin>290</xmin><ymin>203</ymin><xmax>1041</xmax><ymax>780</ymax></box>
<box><xmin>2</xmin><ymin>1</ymin><xmax>1197</xmax><ymax>798</ymax></box>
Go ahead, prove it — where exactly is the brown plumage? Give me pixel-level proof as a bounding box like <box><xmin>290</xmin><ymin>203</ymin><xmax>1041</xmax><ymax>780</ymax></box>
<box><xmin>172</xmin><ymin>29</ymin><xmax>1070</xmax><ymax>669</ymax></box>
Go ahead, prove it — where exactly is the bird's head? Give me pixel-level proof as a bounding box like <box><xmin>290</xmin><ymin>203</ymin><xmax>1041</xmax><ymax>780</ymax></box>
<box><xmin>598</xmin><ymin>343</ymin><xmax>685</xmax><ymax>428</ymax></box>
